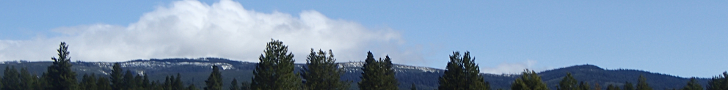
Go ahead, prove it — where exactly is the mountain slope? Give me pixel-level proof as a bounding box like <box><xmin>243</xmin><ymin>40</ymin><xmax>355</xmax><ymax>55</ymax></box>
<box><xmin>0</xmin><ymin>58</ymin><xmax>711</xmax><ymax>90</ymax></box>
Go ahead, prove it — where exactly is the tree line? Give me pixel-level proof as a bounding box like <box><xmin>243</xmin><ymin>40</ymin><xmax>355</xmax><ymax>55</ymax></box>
<box><xmin>2</xmin><ymin>41</ymin><xmax>728</xmax><ymax>90</ymax></box>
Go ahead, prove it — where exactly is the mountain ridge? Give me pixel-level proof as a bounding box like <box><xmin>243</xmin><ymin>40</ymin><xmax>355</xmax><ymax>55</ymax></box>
<box><xmin>0</xmin><ymin>57</ymin><xmax>714</xmax><ymax>90</ymax></box>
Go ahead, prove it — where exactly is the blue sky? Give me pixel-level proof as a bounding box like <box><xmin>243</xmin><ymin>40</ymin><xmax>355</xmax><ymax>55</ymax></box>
<box><xmin>1</xmin><ymin>0</ymin><xmax>727</xmax><ymax>78</ymax></box>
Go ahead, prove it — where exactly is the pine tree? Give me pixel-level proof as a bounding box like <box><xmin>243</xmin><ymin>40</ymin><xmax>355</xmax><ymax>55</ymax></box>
<box><xmin>707</xmin><ymin>72</ymin><xmax>728</xmax><ymax>90</ymax></box>
<box><xmin>19</xmin><ymin>67</ymin><xmax>39</xmax><ymax>90</ymax></box>
<box><xmin>205</xmin><ymin>65</ymin><xmax>223</xmax><ymax>90</ymax></box>
<box><xmin>240</xmin><ymin>82</ymin><xmax>251</xmax><ymax>90</ymax></box>
<box><xmin>230</xmin><ymin>78</ymin><xmax>240</xmax><ymax>90</ymax></box>
<box><xmin>97</xmin><ymin>77</ymin><xmax>112</xmax><ymax>90</ymax></box>
<box><xmin>607</xmin><ymin>84</ymin><xmax>621</xmax><ymax>90</ymax></box>
<box><xmin>558</xmin><ymin>73</ymin><xmax>578</xmax><ymax>90</ymax></box>
<box><xmin>382</xmin><ymin>55</ymin><xmax>400</xmax><ymax>90</ymax></box>
<box><xmin>189</xmin><ymin>84</ymin><xmax>200</xmax><ymax>90</ymax></box>
<box><xmin>80</xmin><ymin>74</ymin><xmax>98</xmax><ymax>90</ymax></box>
<box><xmin>439</xmin><ymin>51</ymin><xmax>490</xmax><ymax>90</ymax></box>
<box><xmin>359</xmin><ymin>51</ymin><xmax>385</xmax><ymax>90</ymax></box>
<box><xmin>624</xmin><ymin>82</ymin><xmax>635</xmax><ymax>90</ymax></box>
<box><xmin>411</xmin><ymin>83</ymin><xmax>417</xmax><ymax>90</ymax></box>
<box><xmin>123</xmin><ymin>70</ymin><xmax>136</xmax><ymax>90</ymax></box>
<box><xmin>44</xmin><ymin>42</ymin><xmax>77</xmax><ymax>90</ymax></box>
<box><xmin>636</xmin><ymin>75</ymin><xmax>653</xmax><ymax>90</ymax></box>
<box><xmin>142</xmin><ymin>74</ymin><xmax>150</xmax><ymax>89</ymax></box>
<box><xmin>111</xmin><ymin>63</ymin><xmax>124</xmax><ymax>90</ymax></box>
<box><xmin>511</xmin><ymin>70</ymin><xmax>549</xmax><ymax>90</ymax></box>
<box><xmin>301</xmin><ymin>49</ymin><xmax>350</xmax><ymax>90</ymax></box>
<box><xmin>174</xmin><ymin>73</ymin><xmax>185</xmax><ymax>90</ymax></box>
<box><xmin>2</xmin><ymin>66</ymin><xmax>20</xmax><ymax>90</ymax></box>
<box><xmin>251</xmin><ymin>40</ymin><xmax>302</xmax><ymax>90</ymax></box>
<box><xmin>683</xmin><ymin>78</ymin><xmax>704</xmax><ymax>90</ymax></box>
<box><xmin>578</xmin><ymin>82</ymin><xmax>590</xmax><ymax>90</ymax></box>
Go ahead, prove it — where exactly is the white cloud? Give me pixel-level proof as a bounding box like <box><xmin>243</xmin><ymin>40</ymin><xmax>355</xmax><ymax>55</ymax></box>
<box><xmin>481</xmin><ymin>60</ymin><xmax>548</xmax><ymax>74</ymax></box>
<box><xmin>0</xmin><ymin>0</ymin><xmax>418</xmax><ymax>63</ymax></box>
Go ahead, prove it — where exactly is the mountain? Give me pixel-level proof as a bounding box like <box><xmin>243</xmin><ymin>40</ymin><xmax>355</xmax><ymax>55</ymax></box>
<box><xmin>0</xmin><ymin>58</ymin><xmax>711</xmax><ymax>90</ymax></box>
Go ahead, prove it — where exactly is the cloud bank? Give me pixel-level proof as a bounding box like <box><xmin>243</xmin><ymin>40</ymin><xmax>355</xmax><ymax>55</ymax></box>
<box><xmin>0</xmin><ymin>0</ymin><xmax>416</xmax><ymax>63</ymax></box>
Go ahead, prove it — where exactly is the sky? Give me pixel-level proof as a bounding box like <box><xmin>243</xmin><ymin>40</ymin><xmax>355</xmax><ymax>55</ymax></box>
<box><xmin>1</xmin><ymin>0</ymin><xmax>727</xmax><ymax>78</ymax></box>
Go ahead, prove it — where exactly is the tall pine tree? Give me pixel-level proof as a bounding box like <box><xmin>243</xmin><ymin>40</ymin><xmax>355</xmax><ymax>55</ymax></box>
<box><xmin>707</xmin><ymin>72</ymin><xmax>728</xmax><ymax>90</ymax></box>
<box><xmin>439</xmin><ymin>51</ymin><xmax>489</xmax><ymax>90</ymax></box>
<box><xmin>624</xmin><ymin>82</ymin><xmax>635</xmax><ymax>90</ymax></box>
<box><xmin>683</xmin><ymin>78</ymin><xmax>703</xmax><ymax>90</ymax></box>
<box><xmin>301</xmin><ymin>49</ymin><xmax>350</xmax><ymax>90</ymax></box>
<box><xmin>2</xmin><ymin>66</ymin><xmax>20</xmax><ymax>90</ymax></box>
<box><xmin>558</xmin><ymin>73</ymin><xmax>578</xmax><ymax>90</ymax></box>
<box><xmin>250</xmin><ymin>39</ymin><xmax>302</xmax><ymax>90</ymax></box>
<box><xmin>359</xmin><ymin>51</ymin><xmax>393</xmax><ymax>90</ymax></box>
<box><xmin>44</xmin><ymin>42</ymin><xmax>77</xmax><ymax>90</ymax></box>
<box><xmin>511</xmin><ymin>70</ymin><xmax>549</xmax><ymax>90</ymax></box>
<box><xmin>636</xmin><ymin>75</ymin><xmax>653</xmax><ymax>90</ymax></box>
<box><xmin>205</xmin><ymin>65</ymin><xmax>223</xmax><ymax>90</ymax></box>
<box><xmin>111</xmin><ymin>63</ymin><xmax>124</xmax><ymax>90</ymax></box>
<box><xmin>230</xmin><ymin>78</ymin><xmax>240</xmax><ymax>90</ymax></box>
<box><xmin>382</xmin><ymin>56</ymin><xmax>399</xmax><ymax>89</ymax></box>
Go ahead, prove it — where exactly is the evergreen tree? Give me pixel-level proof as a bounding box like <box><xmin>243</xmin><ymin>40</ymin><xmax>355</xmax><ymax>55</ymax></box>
<box><xmin>382</xmin><ymin>56</ymin><xmax>400</xmax><ymax>89</ymax></box>
<box><xmin>511</xmin><ymin>70</ymin><xmax>549</xmax><ymax>90</ymax></box>
<box><xmin>439</xmin><ymin>51</ymin><xmax>489</xmax><ymax>90</ymax></box>
<box><xmin>97</xmin><ymin>77</ymin><xmax>112</xmax><ymax>90</ymax></box>
<box><xmin>80</xmin><ymin>74</ymin><xmax>98</xmax><ymax>90</ymax></box>
<box><xmin>707</xmin><ymin>72</ymin><xmax>728</xmax><ymax>90</ymax></box>
<box><xmin>174</xmin><ymin>73</ymin><xmax>185</xmax><ymax>90</ymax></box>
<box><xmin>205</xmin><ymin>65</ymin><xmax>223</xmax><ymax>90</ymax></box>
<box><xmin>111</xmin><ymin>63</ymin><xmax>124</xmax><ymax>90</ymax></box>
<box><xmin>683</xmin><ymin>78</ymin><xmax>704</xmax><ymax>90</ymax></box>
<box><xmin>123</xmin><ymin>70</ymin><xmax>136</xmax><ymax>90</ymax></box>
<box><xmin>359</xmin><ymin>51</ymin><xmax>385</xmax><ymax>90</ymax></box>
<box><xmin>595</xmin><ymin>83</ymin><xmax>601</xmax><ymax>90</ymax></box>
<box><xmin>250</xmin><ymin>40</ymin><xmax>302</xmax><ymax>90</ymax></box>
<box><xmin>230</xmin><ymin>78</ymin><xmax>240</xmax><ymax>90</ymax></box>
<box><xmin>624</xmin><ymin>82</ymin><xmax>635</xmax><ymax>90</ymax></box>
<box><xmin>189</xmin><ymin>84</ymin><xmax>200</xmax><ymax>90</ymax></box>
<box><xmin>44</xmin><ymin>42</ymin><xmax>77</xmax><ymax>90</ymax></box>
<box><xmin>2</xmin><ymin>66</ymin><xmax>20</xmax><ymax>90</ymax></box>
<box><xmin>301</xmin><ymin>49</ymin><xmax>350</xmax><ymax>90</ymax></box>
<box><xmin>558</xmin><ymin>73</ymin><xmax>579</xmax><ymax>90</ymax></box>
<box><xmin>578</xmin><ymin>82</ymin><xmax>590</xmax><ymax>90</ymax></box>
<box><xmin>411</xmin><ymin>83</ymin><xmax>417</xmax><ymax>90</ymax></box>
<box><xmin>20</xmin><ymin>67</ymin><xmax>38</xmax><ymax>90</ymax></box>
<box><xmin>636</xmin><ymin>75</ymin><xmax>653</xmax><ymax>90</ymax></box>
<box><xmin>607</xmin><ymin>84</ymin><xmax>621</xmax><ymax>90</ymax></box>
<box><xmin>142</xmin><ymin>74</ymin><xmax>150</xmax><ymax>89</ymax></box>
<box><xmin>240</xmin><ymin>82</ymin><xmax>251</xmax><ymax>90</ymax></box>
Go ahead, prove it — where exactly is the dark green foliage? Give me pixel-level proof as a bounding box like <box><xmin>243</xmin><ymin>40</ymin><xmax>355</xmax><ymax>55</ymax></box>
<box><xmin>683</xmin><ymin>78</ymin><xmax>703</xmax><ymax>90</ymax></box>
<box><xmin>19</xmin><ymin>67</ymin><xmax>39</xmax><ymax>90</ymax></box>
<box><xmin>250</xmin><ymin>39</ymin><xmax>302</xmax><ymax>90</ymax></box>
<box><xmin>708</xmin><ymin>72</ymin><xmax>728</xmax><ymax>90</ymax></box>
<box><xmin>301</xmin><ymin>49</ymin><xmax>350</xmax><ymax>90</ymax></box>
<box><xmin>578</xmin><ymin>82</ymin><xmax>590</xmax><ymax>90</ymax></box>
<box><xmin>624</xmin><ymin>82</ymin><xmax>634</xmax><ymax>90</ymax></box>
<box><xmin>359</xmin><ymin>51</ymin><xmax>399</xmax><ymax>90</ymax></box>
<box><xmin>111</xmin><ymin>63</ymin><xmax>124</xmax><ymax>90</ymax></box>
<box><xmin>205</xmin><ymin>65</ymin><xmax>223</xmax><ymax>90</ymax></box>
<box><xmin>438</xmin><ymin>51</ymin><xmax>489</xmax><ymax>90</ymax></box>
<box><xmin>607</xmin><ymin>84</ymin><xmax>621</xmax><ymax>90</ymax></box>
<box><xmin>558</xmin><ymin>73</ymin><xmax>578</xmax><ymax>90</ymax></box>
<box><xmin>2</xmin><ymin>66</ymin><xmax>20</xmax><ymax>90</ymax></box>
<box><xmin>189</xmin><ymin>84</ymin><xmax>200</xmax><ymax>90</ymax></box>
<box><xmin>240</xmin><ymin>82</ymin><xmax>250</xmax><ymax>90</ymax></box>
<box><xmin>80</xmin><ymin>74</ymin><xmax>98</xmax><ymax>90</ymax></box>
<box><xmin>174</xmin><ymin>73</ymin><xmax>185</xmax><ymax>90</ymax></box>
<box><xmin>411</xmin><ymin>83</ymin><xmax>417</xmax><ymax>90</ymax></box>
<box><xmin>44</xmin><ymin>42</ymin><xmax>77</xmax><ymax>90</ymax></box>
<box><xmin>230</xmin><ymin>78</ymin><xmax>240</xmax><ymax>90</ymax></box>
<box><xmin>636</xmin><ymin>75</ymin><xmax>653</xmax><ymax>90</ymax></box>
<box><xmin>123</xmin><ymin>70</ymin><xmax>136</xmax><ymax>90</ymax></box>
<box><xmin>511</xmin><ymin>70</ymin><xmax>549</xmax><ymax>90</ymax></box>
<box><xmin>97</xmin><ymin>77</ymin><xmax>112</xmax><ymax>90</ymax></box>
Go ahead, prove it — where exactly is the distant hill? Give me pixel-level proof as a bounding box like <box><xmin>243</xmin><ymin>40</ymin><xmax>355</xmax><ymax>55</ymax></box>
<box><xmin>0</xmin><ymin>58</ymin><xmax>712</xmax><ymax>90</ymax></box>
